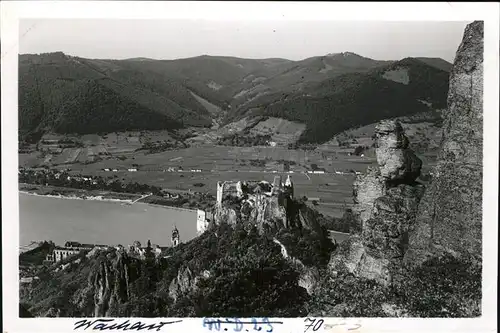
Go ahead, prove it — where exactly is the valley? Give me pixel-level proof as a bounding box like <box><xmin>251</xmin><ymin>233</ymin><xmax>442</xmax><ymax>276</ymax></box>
<box><xmin>18</xmin><ymin>51</ymin><xmax>448</xmax><ymax>211</ymax></box>
<box><xmin>13</xmin><ymin>18</ymin><xmax>487</xmax><ymax>320</ymax></box>
<box><xmin>19</xmin><ymin>109</ymin><xmax>442</xmax><ymax>218</ymax></box>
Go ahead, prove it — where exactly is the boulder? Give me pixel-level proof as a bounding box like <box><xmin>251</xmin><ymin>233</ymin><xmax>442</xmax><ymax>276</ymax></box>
<box><xmin>328</xmin><ymin>236</ymin><xmax>391</xmax><ymax>286</ymax></box>
<box><xmin>298</xmin><ymin>267</ymin><xmax>320</xmax><ymax>295</ymax></box>
<box><xmin>168</xmin><ymin>266</ymin><xmax>212</xmax><ymax>303</ymax></box>
<box><xmin>375</xmin><ymin>120</ymin><xmax>422</xmax><ymax>183</ymax></box>
<box><xmin>404</xmin><ymin>21</ymin><xmax>483</xmax><ymax>266</ymax></box>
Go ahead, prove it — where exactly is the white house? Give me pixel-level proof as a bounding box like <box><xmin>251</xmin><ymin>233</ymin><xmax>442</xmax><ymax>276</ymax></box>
<box><xmin>128</xmin><ymin>168</ymin><xmax>137</xmax><ymax>172</ymax></box>
<box><xmin>52</xmin><ymin>248</ymin><xmax>81</xmax><ymax>262</ymax></box>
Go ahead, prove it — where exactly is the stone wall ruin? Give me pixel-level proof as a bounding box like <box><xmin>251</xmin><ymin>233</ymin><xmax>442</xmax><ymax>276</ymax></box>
<box><xmin>214</xmin><ymin>176</ymin><xmax>295</xmax><ymax>232</ymax></box>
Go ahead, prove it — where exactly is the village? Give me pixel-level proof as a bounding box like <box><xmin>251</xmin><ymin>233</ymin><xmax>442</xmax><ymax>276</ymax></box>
<box><xmin>43</xmin><ymin>224</ymin><xmax>184</xmax><ymax>265</ymax></box>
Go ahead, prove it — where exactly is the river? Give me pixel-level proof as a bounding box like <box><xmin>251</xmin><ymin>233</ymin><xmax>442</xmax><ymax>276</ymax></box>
<box><xmin>19</xmin><ymin>193</ymin><xmax>197</xmax><ymax>248</ymax></box>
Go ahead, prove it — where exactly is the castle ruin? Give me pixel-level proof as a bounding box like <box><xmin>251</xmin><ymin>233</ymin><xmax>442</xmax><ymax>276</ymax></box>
<box><xmin>213</xmin><ymin>175</ymin><xmax>295</xmax><ymax>231</ymax></box>
<box><xmin>216</xmin><ymin>175</ymin><xmax>294</xmax><ymax>207</ymax></box>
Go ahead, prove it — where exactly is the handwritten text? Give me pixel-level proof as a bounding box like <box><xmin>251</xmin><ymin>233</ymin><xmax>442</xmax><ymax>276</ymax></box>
<box><xmin>202</xmin><ymin>318</ymin><xmax>283</xmax><ymax>332</ymax></box>
<box><xmin>74</xmin><ymin>319</ymin><xmax>183</xmax><ymax>331</ymax></box>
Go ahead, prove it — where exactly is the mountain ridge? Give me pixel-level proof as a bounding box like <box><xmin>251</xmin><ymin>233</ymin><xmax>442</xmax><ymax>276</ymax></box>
<box><xmin>19</xmin><ymin>51</ymin><xmax>452</xmax><ymax>143</ymax></box>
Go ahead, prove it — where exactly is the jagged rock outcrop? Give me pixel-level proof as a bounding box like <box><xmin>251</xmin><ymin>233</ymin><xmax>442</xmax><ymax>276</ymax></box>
<box><xmin>376</xmin><ymin>120</ymin><xmax>422</xmax><ymax>183</ymax></box>
<box><xmin>404</xmin><ymin>21</ymin><xmax>483</xmax><ymax>265</ymax></box>
<box><xmin>273</xmin><ymin>237</ymin><xmax>320</xmax><ymax>295</ymax></box>
<box><xmin>329</xmin><ymin>236</ymin><xmax>391</xmax><ymax>286</ymax></box>
<box><xmin>352</xmin><ymin>122</ymin><xmax>423</xmax><ymax>230</ymax></box>
<box><xmin>71</xmin><ymin>251</ymin><xmax>141</xmax><ymax>317</ymax></box>
<box><xmin>298</xmin><ymin>267</ymin><xmax>320</xmax><ymax>295</ymax></box>
<box><xmin>168</xmin><ymin>266</ymin><xmax>211</xmax><ymax>303</ymax></box>
<box><xmin>168</xmin><ymin>266</ymin><xmax>195</xmax><ymax>302</ymax></box>
<box><xmin>330</xmin><ymin>119</ymin><xmax>424</xmax><ymax>285</ymax></box>
<box><xmin>363</xmin><ymin>184</ymin><xmax>425</xmax><ymax>259</ymax></box>
<box><xmin>352</xmin><ymin>167</ymin><xmax>386</xmax><ymax>229</ymax></box>
<box><xmin>90</xmin><ymin>252</ymin><xmax>137</xmax><ymax>317</ymax></box>
<box><xmin>251</xmin><ymin>195</ymin><xmax>288</xmax><ymax>231</ymax></box>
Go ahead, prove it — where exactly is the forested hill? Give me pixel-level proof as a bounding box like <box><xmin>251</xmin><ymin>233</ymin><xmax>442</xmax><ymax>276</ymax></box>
<box><xmin>18</xmin><ymin>53</ymin><xmax>217</xmax><ymax>141</ymax></box>
<box><xmin>228</xmin><ymin>57</ymin><xmax>451</xmax><ymax>144</ymax></box>
<box><xmin>19</xmin><ymin>52</ymin><xmax>451</xmax><ymax>144</ymax></box>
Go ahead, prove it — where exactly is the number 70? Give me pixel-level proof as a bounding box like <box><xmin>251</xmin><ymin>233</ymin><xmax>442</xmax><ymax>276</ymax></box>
<box><xmin>304</xmin><ymin>318</ymin><xmax>324</xmax><ymax>332</ymax></box>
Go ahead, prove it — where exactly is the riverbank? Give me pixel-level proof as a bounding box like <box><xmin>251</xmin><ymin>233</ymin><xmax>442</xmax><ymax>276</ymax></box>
<box><xmin>19</xmin><ymin>183</ymin><xmax>139</xmax><ymax>203</ymax></box>
<box><xmin>19</xmin><ymin>183</ymin><xmax>213</xmax><ymax>211</ymax></box>
<box><xmin>19</xmin><ymin>190</ymin><xmax>134</xmax><ymax>204</ymax></box>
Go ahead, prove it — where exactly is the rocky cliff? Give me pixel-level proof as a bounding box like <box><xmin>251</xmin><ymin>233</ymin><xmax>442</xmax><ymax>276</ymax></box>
<box><xmin>20</xmin><ymin>249</ymin><xmax>145</xmax><ymax>317</ymax></box>
<box><xmin>330</xmin><ymin>120</ymin><xmax>425</xmax><ymax>285</ymax></box>
<box><xmin>74</xmin><ymin>250</ymin><xmax>142</xmax><ymax>317</ymax></box>
<box><xmin>404</xmin><ymin>21</ymin><xmax>484</xmax><ymax>265</ymax></box>
<box><xmin>272</xmin><ymin>237</ymin><xmax>320</xmax><ymax>295</ymax></box>
<box><xmin>330</xmin><ymin>21</ymin><xmax>484</xmax><ymax>284</ymax></box>
<box><xmin>168</xmin><ymin>266</ymin><xmax>211</xmax><ymax>303</ymax></box>
<box><xmin>213</xmin><ymin>182</ymin><xmax>326</xmax><ymax>238</ymax></box>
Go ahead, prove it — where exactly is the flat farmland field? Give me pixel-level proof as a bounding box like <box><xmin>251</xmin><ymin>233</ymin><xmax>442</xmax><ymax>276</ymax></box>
<box><xmin>63</xmin><ymin>145</ymin><xmax>377</xmax><ymax>174</ymax></box>
<box><xmin>25</xmin><ymin>142</ymin><xmax>374</xmax><ymax>218</ymax></box>
<box><xmin>249</xmin><ymin>117</ymin><xmax>306</xmax><ymax>145</ymax></box>
<box><xmin>19</xmin><ymin>152</ymin><xmax>43</xmax><ymax>167</ymax></box>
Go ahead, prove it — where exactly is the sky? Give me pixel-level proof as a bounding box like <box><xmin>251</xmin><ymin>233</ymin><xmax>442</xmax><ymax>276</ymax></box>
<box><xmin>19</xmin><ymin>19</ymin><xmax>470</xmax><ymax>63</ymax></box>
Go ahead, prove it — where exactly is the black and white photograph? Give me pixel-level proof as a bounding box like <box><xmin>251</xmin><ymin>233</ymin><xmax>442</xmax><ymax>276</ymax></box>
<box><xmin>2</xmin><ymin>2</ymin><xmax>498</xmax><ymax>331</ymax></box>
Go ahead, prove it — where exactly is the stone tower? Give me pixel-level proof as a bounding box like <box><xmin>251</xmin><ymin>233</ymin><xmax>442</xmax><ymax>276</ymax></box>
<box><xmin>216</xmin><ymin>181</ymin><xmax>225</xmax><ymax>207</ymax></box>
<box><xmin>284</xmin><ymin>175</ymin><xmax>294</xmax><ymax>198</ymax></box>
<box><xmin>171</xmin><ymin>226</ymin><xmax>180</xmax><ymax>247</ymax></box>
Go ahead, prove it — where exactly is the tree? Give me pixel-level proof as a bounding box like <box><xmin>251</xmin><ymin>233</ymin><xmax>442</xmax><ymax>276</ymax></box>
<box><xmin>353</xmin><ymin>146</ymin><xmax>365</xmax><ymax>156</ymax></box>
<box><xmin>144</xmin><ymin>240</ymin><xmax>155</xmax><ymax>261</ymax></box>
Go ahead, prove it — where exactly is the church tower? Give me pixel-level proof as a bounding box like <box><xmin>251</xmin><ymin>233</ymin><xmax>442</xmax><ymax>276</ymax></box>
<box><xmin>171</xmin><ymin>226</ymin><xmax>180</xmax><ymax>247</ymax></box>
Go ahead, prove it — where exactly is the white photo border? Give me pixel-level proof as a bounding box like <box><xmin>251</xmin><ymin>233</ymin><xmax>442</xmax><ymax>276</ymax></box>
<box><xmin>2</xmin><ymin>2</ymin><xmax>498</xmax><ymax>333</ymax></box>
